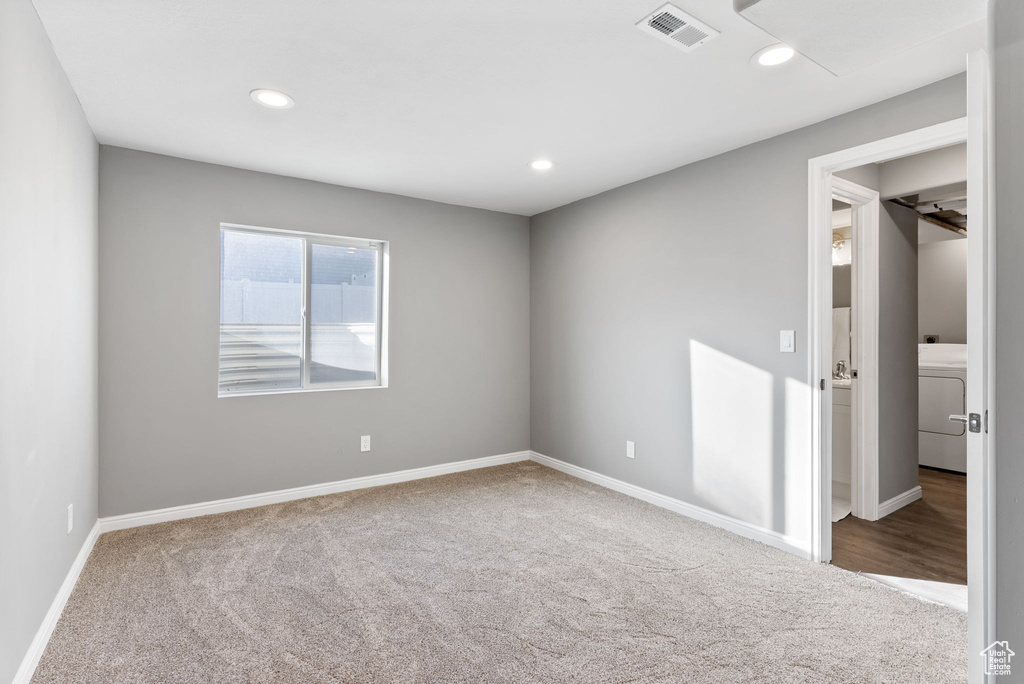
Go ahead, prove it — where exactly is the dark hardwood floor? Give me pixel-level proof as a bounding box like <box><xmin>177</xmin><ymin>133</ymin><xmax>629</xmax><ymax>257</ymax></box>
<box><xmin>832</xmin><ymin>467</ymin><xmax>967</xmax><ymax>585</ymax></box>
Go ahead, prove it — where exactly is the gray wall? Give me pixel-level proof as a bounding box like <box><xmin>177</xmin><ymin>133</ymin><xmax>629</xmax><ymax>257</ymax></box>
<box><xmin>918</xmin><ymin>239</ymin><xmax>968</xmax><ymax>344</ymax></box>
<box><xmin>992</xmin><ymin>0</ymin><xmax>1024</xmax><ymax>656</ymax></box>
<box><xmin>832</xmin><ymin>265</ymin><xmax>851</xmax><ymax>308</ymax></box>
<box><xmin>0</xmin><ymin>0</ymin><xmax>99</xmax><ymax>680</ymax></box>
<box><xmin>876</xmin><ymin>143</ymin><xmax>967</xmax><ymax>199</ymax></box>
<box><xmin>877</xmin><ymin>202</ymin><xmax>920</xmax><ymax>502</ymax></box>
<box><xmin>98</xmin><ymin>148</ymin><xmax>530</xmax><ymax>517</ymax></box>
<box><xmin>835</xmin><ymin>163</ymin><xmax>880</xmax><ymax>191</ymax></box>
<box><xmin>530</xmin><ymin>75</ymin><xmax>965</xmax><ymax>550</ymax></box>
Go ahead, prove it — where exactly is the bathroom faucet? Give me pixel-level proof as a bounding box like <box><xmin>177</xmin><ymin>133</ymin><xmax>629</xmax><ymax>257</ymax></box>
<box><xmin>833</xmin><ymin>360</ymin><xmax>848</xmax><ymax>379</ymax></box>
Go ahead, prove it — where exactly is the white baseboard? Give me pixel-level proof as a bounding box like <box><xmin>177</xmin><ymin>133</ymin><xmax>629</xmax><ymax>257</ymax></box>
<box><xmin>528</xmin><ymin>451</ymin><xmax>811</xmax><ymax>559</ymax></box>
<box><xmin>13</xmin><ymin>521</ymin><xmax>100</xmax><ymax>684</ymax></box>
<box><xmin>99</xmin><ymin>450</ymin><xmax>531</xmax><ymax>533</ymax></box>
<box><xmin>877</xmin><ymin>485</ymin><xmax>923</xmax><ymax>519</ymax></box>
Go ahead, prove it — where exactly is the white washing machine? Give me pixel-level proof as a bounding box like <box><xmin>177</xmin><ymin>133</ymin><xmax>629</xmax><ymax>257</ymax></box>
<box><xmin>919</xmin><ymin>344</ymin><xmax>967</xmax><ymax>473</ymax></box>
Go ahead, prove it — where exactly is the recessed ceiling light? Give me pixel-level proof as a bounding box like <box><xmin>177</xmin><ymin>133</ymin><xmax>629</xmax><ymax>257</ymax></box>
<box><xmin>250</xmin><ymin>89</ymin><xmax>294</xmax><ymax>109</ymax></box>
<box><xmin>529</xmin><ymin>159</ymin><xmax>555</xmax><ymax>171</ymax></box>
<box><xmin>753</xmin><ymin>44</ymin><xmax>796</xmax><ymax>67</ymax></box>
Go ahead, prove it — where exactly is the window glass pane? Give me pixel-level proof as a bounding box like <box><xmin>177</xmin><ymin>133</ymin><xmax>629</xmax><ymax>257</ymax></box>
<box><xmin>309</xmin><ymin>243</ymin><xmax>379</xmax><ymax>384</ymax></box>
<box><xmin>219</xmin><ymin>231</ymin><xmax>304</xmax><ymax>394</ymax></box>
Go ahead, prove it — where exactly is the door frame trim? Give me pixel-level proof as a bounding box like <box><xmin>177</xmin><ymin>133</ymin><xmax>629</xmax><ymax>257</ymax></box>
<box><xmin>965</xmin><ymin>48</ymin><xmax>997</xmax><ymax>684</ymax></box>
<box><xmin>831</xmin><ymin>177</ymin><xmax>881</xmax><ymax>525</ymax></box>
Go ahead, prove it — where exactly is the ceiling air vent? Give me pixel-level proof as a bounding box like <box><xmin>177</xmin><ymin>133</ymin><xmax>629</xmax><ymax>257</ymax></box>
<box><xmin>636</xmin><ymin>3</ymin><xmax>719</xmax><ymax>52</ymax></box>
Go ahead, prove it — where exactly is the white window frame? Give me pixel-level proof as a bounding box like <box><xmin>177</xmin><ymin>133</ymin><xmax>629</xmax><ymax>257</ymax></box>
<box><xmin>218</xmin><ymin>222</ymin><xmax>390</xmax><ymax>397</ymax></box>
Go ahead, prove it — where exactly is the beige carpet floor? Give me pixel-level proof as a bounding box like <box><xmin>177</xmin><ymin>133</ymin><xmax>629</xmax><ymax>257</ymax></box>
<box><xmin>33</xmin><ymin>461</ymin><xmax>967</xmax><ymax>683</ymax></box>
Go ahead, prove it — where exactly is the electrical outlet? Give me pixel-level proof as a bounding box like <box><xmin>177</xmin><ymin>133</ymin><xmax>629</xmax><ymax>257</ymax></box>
<box><xmin>67</xmin><ymin>504</ymin><xmax>73</xmax><ymax>535</ymax></box>
<box><xmin>360</xmin><ymin>435</ymin><xmax>371</xmax><ymax>452</ymax></box>
<box><xmin>626</xmin><ymin>440</ymin><xmax>636</xmax><ymax>459</ymax></box>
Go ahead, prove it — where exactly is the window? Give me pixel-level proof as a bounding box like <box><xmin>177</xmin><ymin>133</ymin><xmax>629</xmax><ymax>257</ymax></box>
<box><xmin>218</xmin><ymin>224</ymin><xmax>388</xmax><ymax>396</ymax></box>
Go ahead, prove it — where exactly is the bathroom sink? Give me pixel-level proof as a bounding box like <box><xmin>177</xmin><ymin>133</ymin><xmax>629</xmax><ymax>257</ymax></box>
<box><xmin>833</xmin><ymin>378</ymin><xmax>852</xmax><ymax>388</ymax></box>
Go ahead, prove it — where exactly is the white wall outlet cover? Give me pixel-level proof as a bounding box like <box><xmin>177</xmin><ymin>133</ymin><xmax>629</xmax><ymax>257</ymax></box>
<box><xmin>360</xmin><ymin>435</ymin><xmax>371</xmax><ymax>452</ymax></box>
<box><xmin>626</xmin><ymin>440</ymin><xmax>636</xmax><ymax>459</ymax></box>
<box><xmin>780</xmin><ymin>330</ymin><xmax>796</xmax><ymax>353</ymax></box>
<box><xmin>67</xmin><ymin>503</ymin><xmax>73</xmax><ymax>534</ymax></box>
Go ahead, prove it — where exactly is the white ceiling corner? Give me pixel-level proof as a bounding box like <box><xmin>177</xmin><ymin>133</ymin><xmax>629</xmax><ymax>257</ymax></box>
<box><xmin>737</xmin><ymin>0</ymin><xmax>986</xmax><ymax>76</ymax></box>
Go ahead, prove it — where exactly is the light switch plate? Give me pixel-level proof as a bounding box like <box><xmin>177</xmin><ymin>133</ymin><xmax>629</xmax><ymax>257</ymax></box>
<box><xmin>780</xmin><ymin>330</ymin><xmax>796</xmax><ymax>353</ymax></box>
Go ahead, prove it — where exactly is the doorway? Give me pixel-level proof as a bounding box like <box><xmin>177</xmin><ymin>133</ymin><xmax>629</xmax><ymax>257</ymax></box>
<box><xmin>808</xmin><ymin>52</ymin><xmax>996</xmax><ymax>681</ymax></box>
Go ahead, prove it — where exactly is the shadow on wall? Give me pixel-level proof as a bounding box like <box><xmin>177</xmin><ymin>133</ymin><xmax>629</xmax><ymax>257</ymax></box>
<box><xmin>689</xmin><ymin>340</ymin><xmax>812</xmax><ymax>547</ymax></box>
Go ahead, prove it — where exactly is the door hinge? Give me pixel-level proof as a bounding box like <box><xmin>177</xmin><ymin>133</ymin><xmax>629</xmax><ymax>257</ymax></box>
<box><xmin>820</xmin><ymin>378</ymin><xmax>826</xmax><ymax>391</ymax></box>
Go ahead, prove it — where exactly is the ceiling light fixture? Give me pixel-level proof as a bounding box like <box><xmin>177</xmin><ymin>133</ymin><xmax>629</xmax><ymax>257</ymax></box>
<box><xmin>529</xmin><ymin>159</ymin><xmax>555</xmax><ymax>171</ymax></box>
<box><xmin>250</xmin><ymin>89</ymin><xmax>294</xmax><ymax>109</ymax></box>
<box><xmin>753</xmin><ymin>44</ymin><xmax>796</xmax><ymax>67</ymax></box>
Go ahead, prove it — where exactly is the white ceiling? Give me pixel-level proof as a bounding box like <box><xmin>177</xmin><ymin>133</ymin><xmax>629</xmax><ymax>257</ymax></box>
<box><xmin>737</xmin><ymin>0</ymin><xmax>985</xmax><ymax>76</ymax></box>
<box><xmin>32</xmin><ymin>0</ymin><xmax>985</xmax><ymax>216</ymax></box>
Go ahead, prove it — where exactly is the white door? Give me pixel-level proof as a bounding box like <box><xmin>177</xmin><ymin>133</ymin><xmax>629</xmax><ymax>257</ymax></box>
<box><xmin>966</xmin><ymin>48</ymin><xmax>995</xmax><ymax>684</ymax></box>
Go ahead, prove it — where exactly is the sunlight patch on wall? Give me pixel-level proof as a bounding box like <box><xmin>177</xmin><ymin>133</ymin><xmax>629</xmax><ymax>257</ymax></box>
<box><xmin>784</xmin><ymin>376</ymin><xmax>812</xmax><ymax>546</ymax></box>
<box><xmin>690</xmin><ymin>340</ymin><xmax>774</xmax><ymax>528</ymax></box>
